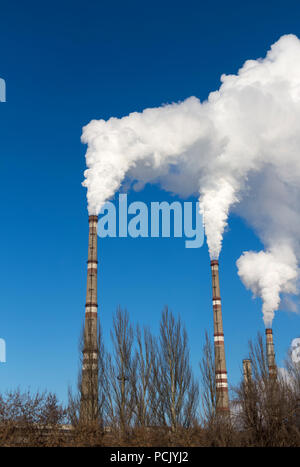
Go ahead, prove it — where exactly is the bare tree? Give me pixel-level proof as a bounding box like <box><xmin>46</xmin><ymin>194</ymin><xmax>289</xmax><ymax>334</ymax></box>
<box><xmin>0</xmin><ymin>389</ymin><xmax>66</xmax><ymax>446</ymax></box>
<box><xmin>105</xmin><ymin>307</ymin><xmax>136</xmax><ymax>434</ymax></box>
<box><xmin>153</xmin><ymin>306</ymin><xmax>199</xmax><ymax>432</ymax></box>
<box><xmin>131</xmin><ymin>325</ymin><xmax>157</xmax><ymax>427</ymax></box>
<box><xmin>233</xmin><ymin>333</ymin><xmax>300</xmax><ymax>446</ymax></box>
<box><xmin>199</xmin><ymin>331</ymin><xmax>216</xmax><ymax>423</ymax></box>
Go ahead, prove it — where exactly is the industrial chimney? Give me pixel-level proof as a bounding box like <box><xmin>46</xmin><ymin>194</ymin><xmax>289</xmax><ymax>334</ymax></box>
<box><xmin>265</xmin><ymin>328</ymin><xmax>277</xmax><ymax>380</ymax></box>
<box><xmin>80</xmin><ymin>214</ymin><xmax>99</xmax><ymax>422</ymax></box>
<box><xmin>243</xmin><ymin>359</ymin><xmax>252</xmax><ymax>385</ymax></box>
<box><xmin>210</xmin><ymin>259</ymin><xmax>229</xmax><ymax>413</ymax></box>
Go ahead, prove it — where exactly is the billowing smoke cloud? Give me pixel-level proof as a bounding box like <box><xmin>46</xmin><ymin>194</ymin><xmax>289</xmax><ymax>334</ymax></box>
<box><xmin>237</xmin><ymin>246</ymin><xmax>298</xmax><ymax>327</ymax></box>
<box><xmin>235</xmin><ymin>166</ymin><xmax>300</xmax><ymax>326</ymax></box>
<box><xmin>82</xmin><ymin>97</ymin><xmax>215</xmax><ymax>215</ymax></box>
<box><xmin>82</xmin><ymin>34</ymin><xmax>300</xmax><ymax>324</ymax></box>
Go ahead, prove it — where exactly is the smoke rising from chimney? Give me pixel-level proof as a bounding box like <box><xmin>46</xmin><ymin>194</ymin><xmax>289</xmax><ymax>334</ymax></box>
<box><xmin>237</xmin><ymin>246</ymin><xmax>298</xmax><ymax>327</ymax></box>
<box><xmin>235</xmin><ymin>167</ymin><xmax>300</xmax><ymax>326</ymax></box>
<box><xmin>82</xmin><ymin>34</ymin><xmax>300</xmax><ymax>321</ymax></box>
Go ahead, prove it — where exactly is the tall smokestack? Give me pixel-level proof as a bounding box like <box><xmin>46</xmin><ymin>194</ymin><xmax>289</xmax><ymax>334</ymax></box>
<box><xmin>265</xmin><ymin>328</ymin><xmax>277</xmax><ymax>380</ymax></box>
<box><xmin>243</xmin><ymin>359</ymin><xmax>252</xmax><ymax>385</ymax></box>
<box><xmin>80</xmin><ymin>215</ymin><xmax>99</xmax><ymax>422</ymax></box>
<box><xmin>210</xmin><ymin>259</ymin><xmax>229</xmax><ymax>413</ymax></box>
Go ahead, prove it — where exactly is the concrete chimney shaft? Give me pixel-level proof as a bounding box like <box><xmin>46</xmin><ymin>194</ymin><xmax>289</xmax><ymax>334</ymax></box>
<box><xmin>265</xmin><ymin>328</ymin><xmax>277</xmax><ymax>379</ymax></box>
<box><xmin>80</xmin><ymin>215</ymin><xmax>99</xmax><ymax>422</ymax></box>
<box><xmin>243</xmin><ymin>359</ymin><xmax>252</xmax><ymax>385</ymax></box>
<box><xmin>211</xmin><ymin>260</ymin><xmax>229</xmax><ymax>413</ymax></box>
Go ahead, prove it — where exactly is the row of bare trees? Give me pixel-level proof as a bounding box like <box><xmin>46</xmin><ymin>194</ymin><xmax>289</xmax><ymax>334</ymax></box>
<box><xmin>68</xmin><ymin>306</ymin><xmax>300</xmax><ymax>446</ymax></box>
<box><xmin>69</xmin><ymin>306</ymin><xmax>199</xmax><ymax>436</ymax></box>
<box><xmin>1</xmin><ymin>306</ymin><xmax>300</xmax><ymax>445</ymax></box>
<box><xmin>231</xmin><ymin>334</ymin><xmax>300</xmax><ymax>446</ymax></box>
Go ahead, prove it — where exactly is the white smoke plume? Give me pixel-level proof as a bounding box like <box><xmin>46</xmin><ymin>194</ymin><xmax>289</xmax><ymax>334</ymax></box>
<box><xmin>237</xmin><ymin>246</ymin><xmax>298</xmax><ymax>327</ymax></box>
<box><xmin>82</xmin><ymin>34</ymin><xmax>300</xmax><ymax>322</ymax></box>
<box><xmin>235</xmin><ymin>166</ymin><xmax>300</xmax><ymax>326</ymax></box>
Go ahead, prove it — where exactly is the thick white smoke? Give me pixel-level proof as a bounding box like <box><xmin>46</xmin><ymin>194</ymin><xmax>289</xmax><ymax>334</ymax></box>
<box><xmin>82</xmin><ymin>34</ymin><xmax>300</xmax><ymax>324</ymax></box>
<box><xmin>235</xmin><ymin>167</ymin><xmax>300</xmax><ymax>326</ymax></box>
<box><xmin>237</xmin><ymin>246</ymin><xmax>298</xmax><ymax>327</ymax></box>
<box><xmin>81</xmin><ymin>97</ymin><xmax>214</xmax><ymax>215</ymax></box>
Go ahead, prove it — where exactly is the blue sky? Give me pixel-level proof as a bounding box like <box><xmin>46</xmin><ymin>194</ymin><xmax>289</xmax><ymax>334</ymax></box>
<box><xmin>0</xmin><ymin>0</ymin><xmax>300</xmax><ymax>404</ymax></box>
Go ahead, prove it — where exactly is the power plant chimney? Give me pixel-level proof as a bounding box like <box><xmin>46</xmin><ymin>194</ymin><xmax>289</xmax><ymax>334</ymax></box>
<box><xmin>210</xmin><ymin>259</ymin><xmax>229</xmax><ymax>413</ymax></box>
<box><xmin>243</xmin><ymin>359</ymin><xmax>252</xmax><ymax>385</ymax></box>
<box><xmin>80</xmin><ymin>214</ymin><xmax>99</xmax><ymax>422</ymax></box>
<box><xmin>265</xmin><ymin>328</ymin><xmax>277</xmax><ymax>380</ymax></box>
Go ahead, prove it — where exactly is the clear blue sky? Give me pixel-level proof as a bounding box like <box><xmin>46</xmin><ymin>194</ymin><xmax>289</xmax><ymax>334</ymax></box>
<box><xmin>1</xmin><ymin>0</ymin><xmax>300</xmax><ymax>405</ymax></box>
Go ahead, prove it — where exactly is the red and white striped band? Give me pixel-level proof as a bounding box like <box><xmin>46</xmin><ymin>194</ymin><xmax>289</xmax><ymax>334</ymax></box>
<box><xmin>216</xmin><ymin>382</ymin><xmax>228</xmax><ymax>389</ymax></box>
<box><xmin>214</xmin><ymin>333</ymin><xmax>224</xmax><ymax>342</ymax></box>
<box><xmin>85</xmin><ymin>302</ymin><xmax>98</xmax><ymax>316</ymax></box>
<box><xmin>213</xmin><ymin>299</ymin><xmax>221</xmax><ymax>307</ymax></box>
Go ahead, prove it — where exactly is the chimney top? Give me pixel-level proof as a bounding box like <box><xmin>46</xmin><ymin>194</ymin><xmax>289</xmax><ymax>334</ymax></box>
<box><xmin>211</xmin><ymin>259</ymin><xmax>219</xmax><ymax>266</ymax></box>
<box><xmin>266</xmin><ymin>328</ymin><xmax>273</xmax><ymax>335</ymax></box>
<box><xmin>88</xmin><ymin>215</ymin><xmax>98</xmax><ymax>223</ymax></box>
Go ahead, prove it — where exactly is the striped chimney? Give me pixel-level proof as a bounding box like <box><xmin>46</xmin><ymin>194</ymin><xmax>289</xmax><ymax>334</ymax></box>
<box><xmin>211</xmin><ymin>259</ymin><xmax>230</xmax><ymax>413</ymax></box>
<box><xmin>243</xmin><ymin>359</ymin><xmax>252</xmax><ymax>385</ymax></box>
<box><xmin>265</xmin><ymin>328</ymin><xmax>277</xmax><ymax>380</ymax></box>
<box><xmin>80</xmin><ymin>215</ymin><xmax>99</xmax><ymax>422</ymax></box>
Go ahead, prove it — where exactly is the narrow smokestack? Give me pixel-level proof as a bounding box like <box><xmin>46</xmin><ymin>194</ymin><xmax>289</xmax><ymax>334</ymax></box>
<box><xmin>80</xmin><ymin>215</ymin><xmax>99</xmax><ymax>422</ymax></box>
<box><xmin>243</xmin><ymin>359</ymin><xmax>252</xmax><ymax>385</ymax></box>
<box><xmin>210</xmin><ymin>259</ymin><xmax>229</xmax><ymax>413</ymax></box>
<box><xmin>265</xmin><ymin>328</ymin><xmax>277</xmax><ymax>379</ymax></box>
